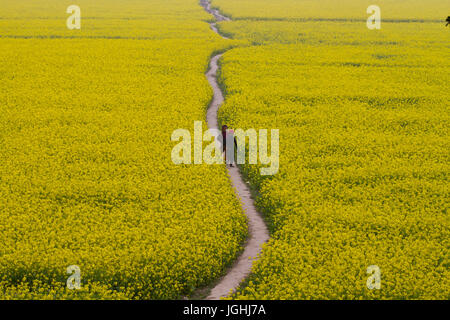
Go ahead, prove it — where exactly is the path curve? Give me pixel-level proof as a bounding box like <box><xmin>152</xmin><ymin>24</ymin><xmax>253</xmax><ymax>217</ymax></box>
<box><xmin>201</xmin><ymin>0</ymin><xmax>231</xmax><ymax>39</ymax></box>
<box><xmin>200</xmin><ymin>0</ymin><xmax>270</xmax><ymax>300</ymax></box>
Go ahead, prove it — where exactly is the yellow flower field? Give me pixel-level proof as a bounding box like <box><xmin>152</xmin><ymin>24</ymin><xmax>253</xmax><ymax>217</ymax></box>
<box><xmin>214</xmin><ymin>0</ymin><xmax>449</xmax><ymax>299</ymax></box>
<box><xmin>213</xmin><ymin>0</ymin><xmax>448</xmax><ymax>21</ymax></box>
<box><xmin>0</xmin><ymin>0</ymin><xmax>448</xmax><ymax>300</ymax></box>
<box><xmin>0</xmin><ymin>0</ymin><xmax>247</xmax><ymax>299</ymax></box>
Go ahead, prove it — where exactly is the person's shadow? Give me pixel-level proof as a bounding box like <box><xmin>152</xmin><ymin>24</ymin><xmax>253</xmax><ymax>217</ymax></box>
<box><xmin>447</xmin><ymin>16</ymin><xmax>450</xmax><ymax>26</ymax></box>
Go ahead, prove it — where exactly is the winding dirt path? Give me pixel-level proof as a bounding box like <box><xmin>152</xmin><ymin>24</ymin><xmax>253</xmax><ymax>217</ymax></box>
<box><xmin>200</xmin><ymin>0</ymin><xmax>270</xmax><ymax>300</ymax></box>
<box><xmin>200</xmin><ymin>0</ymin><xmax>231</xmax><ymax>39</ymax></box>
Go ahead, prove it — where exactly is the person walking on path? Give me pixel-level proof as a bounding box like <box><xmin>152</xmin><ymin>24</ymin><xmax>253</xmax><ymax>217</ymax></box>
<box><xmin>221</xmin><ymin>125</ymin><xmax>238</xmax><ymax>167</ymax></box>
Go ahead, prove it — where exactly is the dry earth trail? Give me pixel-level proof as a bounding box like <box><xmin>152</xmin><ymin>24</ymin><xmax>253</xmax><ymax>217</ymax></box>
<box><xmin>199</xmin><ymin>0</ymin><xmax>270</xmax><ymax>300</ymax></box>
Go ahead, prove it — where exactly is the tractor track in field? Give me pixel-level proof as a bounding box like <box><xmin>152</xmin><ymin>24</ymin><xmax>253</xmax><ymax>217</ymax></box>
<box><xmin>198</xmin><ymin>0</ymin><xmax>270</xmax><ymax>300</ymax></box>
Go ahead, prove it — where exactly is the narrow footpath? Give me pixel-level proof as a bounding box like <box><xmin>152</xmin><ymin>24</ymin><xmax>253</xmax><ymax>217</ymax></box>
<box><xmin>200</xmin><ymin>0</ymin><xmax>270</xmax><ymax>300</ymax></box>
